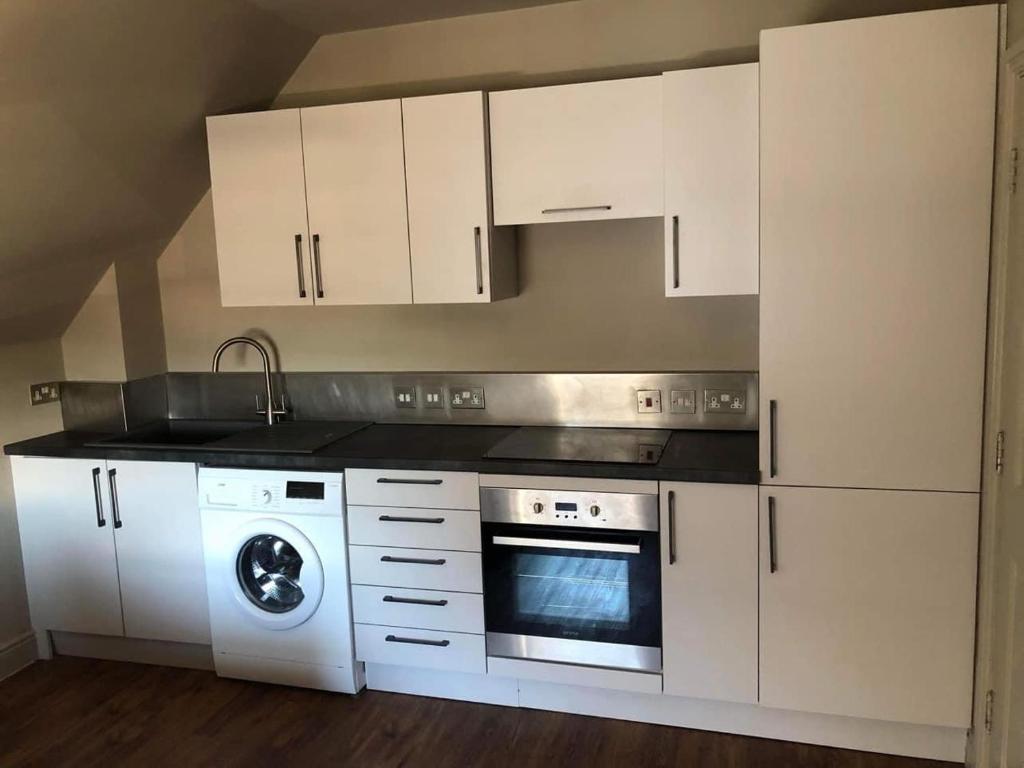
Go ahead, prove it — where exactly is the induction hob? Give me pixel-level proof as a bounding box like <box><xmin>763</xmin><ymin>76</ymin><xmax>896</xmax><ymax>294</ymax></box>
<box><xmin>484</xmin><ymin>426</ymin><xmax>671</xmax><ymax>465</ymax></box>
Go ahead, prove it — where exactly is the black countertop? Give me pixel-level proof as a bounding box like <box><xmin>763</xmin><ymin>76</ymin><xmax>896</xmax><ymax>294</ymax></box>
<box><xmin>4</xmin><ymin>422</ymin><xmax>759</xmax><ymax>485</ymax></box>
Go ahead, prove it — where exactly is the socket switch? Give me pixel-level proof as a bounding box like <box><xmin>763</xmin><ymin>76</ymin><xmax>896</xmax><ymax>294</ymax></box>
<box><xmin>636</xmin><ymin>389</ymin><xmax>662</xmax><ymax>414</ymax></box>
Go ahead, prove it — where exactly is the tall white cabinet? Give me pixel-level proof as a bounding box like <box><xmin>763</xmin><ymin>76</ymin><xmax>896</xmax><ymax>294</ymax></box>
<box><xmin>757</xmin><ymin>4</ymin><xmax>998</xmax><ymax>730</ymax></box>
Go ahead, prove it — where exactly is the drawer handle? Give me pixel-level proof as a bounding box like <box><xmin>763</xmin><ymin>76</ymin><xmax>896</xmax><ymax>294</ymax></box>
<box><xmin>376</xmin><ymin>478</ymin><xmax>444</xmax><ymax>486</ymax></box>
<box><xmin>385</xmin><ymin>634</ymin><xmax>450</xmax><ymax>647</ymax></box>
<box><xmin>378</xmin><ymin>515</ymin><xmax>445</xmax><ymax>524</ymax></box>
<box><xmin>380</xmin><ymin>555</ymin><xmax>447</xmax><ymax>566</ymax></box>
<box><xmin>383</xmin><ymin>595</ymin><xmax>449</xmax><ymax>607</ymax></box>
<box><xmin>541</xmin><ymin>205</ymin><xmax>612</xmax><ymax>214</ymax></box>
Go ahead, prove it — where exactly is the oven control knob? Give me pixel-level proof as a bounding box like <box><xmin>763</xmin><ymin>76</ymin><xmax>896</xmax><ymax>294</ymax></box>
<box><xmin>532</xmin><ymin>502</ymin><xmax>544</xmax><ymax>514</ymax></box>
<box><xmin>590</xmin><ymin>505</ymin><xmax>601</xmax><ymax>517</ymax></box>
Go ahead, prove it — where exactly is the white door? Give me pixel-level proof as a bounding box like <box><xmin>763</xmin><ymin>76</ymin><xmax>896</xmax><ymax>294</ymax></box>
<box><xmin>663</xmin><ymin>64</ymin><xmax>758</xmax><ymax>297</ymax></box>
<box><xmin>403</xmin><ymin>91</ymin><xmax>493</xmax><ymax>303</ymax></box>
<box><xmin>759</xmin><ymin>6</ymin><xmax>998</xmax><ymax>492</ymax></box>
<box><xmin>11</xmin><ymin>457</ymin><xmax>123</xmax><ymax>636</ymax></box>
<box><xmin>489</xmin><ymin>76</ymin><xmax>663</xmax><ymax>225</ymax></box>
<box><xmin>108</xmin><ymin>461</ymin><xmax>209</xmax><ymax>644</ymax></box>
<box><xmin>660</xmin><ymin>482</ymin><xmax>756</xmax><ymax>704</ymax></box>
<box><xmin>301</xmin><ymin>100</ymin><xmax>412</xmax><ymax>305</ymax></box>
<box><xmin>759</xmin><ymin>486</ymin><xmax>978</xmax><ymax>728</ymax></box>
<box><xmin>206</xmin><ymin>109</ymin><xmax>313</xmax><ymax>306</ymax></box>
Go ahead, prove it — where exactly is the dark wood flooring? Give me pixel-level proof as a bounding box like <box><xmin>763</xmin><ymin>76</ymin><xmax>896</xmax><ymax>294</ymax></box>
<box><xmin>0</xmin><ymin>656</ymin><xmax>959</xmax><ymax>768</ymax></box>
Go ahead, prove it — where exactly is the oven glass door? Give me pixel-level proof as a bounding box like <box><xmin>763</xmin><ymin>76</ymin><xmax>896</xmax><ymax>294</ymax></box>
<box><xmin>482</xmin><ymin>522</ymin><xmax>661</xmax><ymax>650</ymax></box>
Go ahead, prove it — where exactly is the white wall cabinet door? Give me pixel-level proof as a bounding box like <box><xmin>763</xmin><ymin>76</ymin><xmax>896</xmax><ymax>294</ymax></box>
<box><xmin>759</xmin><ymin>486</ymin><xmax>978</xmax><ymax>728</ymax></box>
<box><xmin>663</xmin><ymin>64</ymin><xmax>758</xmax><ymax>297</ymax></box>
<box><xmin>759</xmin><ymin>6</ymin><xmax>997</xmax><ymax>492</ymax></box>
<box><xmin>12</xmin><ymin>457</ymin><xmax>124</xmax><ymax>637</ymax></box>
<box><xmin>206</xmin><ymin>110</ymin><xmax>313</xmax><ymax>306</ymax></box>
<box><xmin>108</xmin><ymin>461</ymin><xmax>209</xmax><ymax>644</ymax></box>
<box><xmin>489</xmin><ymin>76</ymin><xmax>663</xmax><ymax>225</ymax></box>
<box><xmin>301</xmin><ymin>100</ymin><xmax>413</xmax><ymax>305</ymax></box>
<box><xmin>403</xmin><ymin>91</ymin><xmax>514</xmax><ymax>303</ymax></box>
<box><xmin>660</xmin><ymin>482</ymin><xmax>757</xmax><ymax>704</ymax></box>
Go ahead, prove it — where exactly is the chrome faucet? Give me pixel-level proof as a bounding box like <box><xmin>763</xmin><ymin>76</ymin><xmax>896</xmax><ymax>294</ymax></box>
<box><xmin>212</xmin><ymin>337</ymin><xmax>287</xmax><ymax>426</ymax></box>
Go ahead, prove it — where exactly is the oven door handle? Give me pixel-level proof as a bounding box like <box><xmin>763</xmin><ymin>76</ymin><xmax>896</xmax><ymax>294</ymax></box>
<box><xmin>491</xmin><ymin>535</ymin><xmax>641</xmax><ymax>554</ymax></box>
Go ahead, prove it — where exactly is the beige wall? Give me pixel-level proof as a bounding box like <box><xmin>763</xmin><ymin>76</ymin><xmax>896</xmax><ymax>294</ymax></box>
<box><xmin>0</xmin><ymin>339</ymin><xmax>64</xmax><ymax>649</ymax></box>
<box><xmin>1010</xmin><ymin>0</ymin><xmax>1023</xmax><ymax>46</ymax></box>
<box><xmin>61</xmin><ymin>264</ymin><xmax>127</xmax><ymax>381</ymax></box>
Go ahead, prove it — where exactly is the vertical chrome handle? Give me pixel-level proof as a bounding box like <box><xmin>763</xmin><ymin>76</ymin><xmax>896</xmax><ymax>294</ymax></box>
<box><xmin>108</xmin><ymin>468</ymin><xmax>122</xmax><ymax>529</ymax></box>
<box><xmin>294</xmin><ymin>234</ymin><xmax>307</xmax><ymax>298</ymax></box>
<box><xmin>91</xmin><ymin>467</ymin><xmax>106</xmax><ymax>528</ymax></box>
<box><xmin>474</xmin><ymin>226</ymin><xmax>483</xmax><ymax>295</ymax></box>
<box><xmin>667</xmin><ymin>490</ymin><xmax>677</xmax><ymax>565</ymax></box>
<box><xmin>671</xmin><ymin>215</ymin><xmax>680</xmax><ymax>290</ymax></box>
<box><xmin>768</xmin><ymin>495</ymin><xmax>778</xmax><ymax>573</ymax></box>
<box><xmin>312</xmin><ymin>233</ymin><xmax>324</xmax><ymax>299</ymax></box>
<box><xmin>769</xmin><ymin>399</ymin><xmax>778</xmax><ymax>478</ymax></box>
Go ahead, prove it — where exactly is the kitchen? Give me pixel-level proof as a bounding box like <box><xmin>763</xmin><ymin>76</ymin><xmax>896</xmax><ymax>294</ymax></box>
<box><xmin>0</xmin><ymin>1</ymin><xmax>1021</xmax><ymax>767</ymax></box>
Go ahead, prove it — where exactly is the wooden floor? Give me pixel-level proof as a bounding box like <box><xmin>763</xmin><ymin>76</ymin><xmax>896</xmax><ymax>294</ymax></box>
<box><xmin>0</xmin><ymin>657</ymin><xmax>957</xmax><ymax>768</ymax></box>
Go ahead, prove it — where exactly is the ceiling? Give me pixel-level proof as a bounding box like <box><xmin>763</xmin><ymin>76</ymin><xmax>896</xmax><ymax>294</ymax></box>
<box><xmin>243</xmin><ymin>0</ymin><xmax>575</xmax><ymax>34</ymax></box>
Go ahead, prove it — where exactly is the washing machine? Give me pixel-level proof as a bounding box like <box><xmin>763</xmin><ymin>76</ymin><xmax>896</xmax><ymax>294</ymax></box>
<box><xmin>198</xmin><ymin>467</ymin><xmax>364</xmax><ymax>693</ymax></box>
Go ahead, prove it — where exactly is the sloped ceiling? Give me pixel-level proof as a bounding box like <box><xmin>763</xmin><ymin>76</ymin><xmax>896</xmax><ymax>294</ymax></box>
<box><xmin>0</xmin><ymin>0</ymin><xmax>316</xmax><ymax>344</ymax></box>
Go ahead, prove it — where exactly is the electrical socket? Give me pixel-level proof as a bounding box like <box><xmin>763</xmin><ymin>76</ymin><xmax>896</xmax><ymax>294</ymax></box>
<box><xmin>30</xmin><ymin>382</ymin><xmax>61</xmax><ymax>406</ymax></box>
<box><xmin>636</xmin><ymin>389</ymin><xmax>662</xmax><ymax>414</ymax></box>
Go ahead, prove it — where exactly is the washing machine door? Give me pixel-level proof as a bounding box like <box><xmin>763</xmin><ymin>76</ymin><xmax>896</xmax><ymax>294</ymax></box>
<box><xmin>227</xmin><ymin>518</ymin><xmax>325</xmax><ymax>630</ymax></box>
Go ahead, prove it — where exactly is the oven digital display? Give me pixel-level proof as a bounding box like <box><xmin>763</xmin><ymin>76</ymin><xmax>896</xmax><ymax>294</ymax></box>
<box><xmin>554</xmin><ymin>502</ymin><xmax>577</xmax><ymax>512</ymax></box>
<box><xmin>286</xmin><ymin>481</ymin><xmax>324</xmax><ymax>500</ymax></box>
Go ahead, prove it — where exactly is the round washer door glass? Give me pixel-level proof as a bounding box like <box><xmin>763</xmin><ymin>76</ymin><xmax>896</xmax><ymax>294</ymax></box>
<box><xmin>237</xmin><ymin>534</ymin><xmax>306</xmax><ymax>613</ymax></box>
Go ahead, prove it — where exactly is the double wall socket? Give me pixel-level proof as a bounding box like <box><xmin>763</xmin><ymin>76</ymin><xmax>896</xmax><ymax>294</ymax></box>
<box><xmin>394</xmin><ymin>384</ymin><xmax>485</xmax><ymax>410</ymax></box>
<box><xmin>451</xmin><ymin>386</ymin><xmax>485</xmax><ymax>409</ymax></box>
<box><xmin>30</xmin><ymin>382</ymin><xmax>60</xmax><ymax>406</ymax></box>
<box><xmin>705</xmin><ymin>389</ymin><xmax>746</xmax><ymax>413</ymax></box>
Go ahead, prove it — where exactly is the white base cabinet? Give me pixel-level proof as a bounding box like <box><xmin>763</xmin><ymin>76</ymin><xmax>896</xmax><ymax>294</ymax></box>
<box><xmin>660</xmin><ymin>482</ymin><xmax>757</xmax><ymax>704</ymax></box>
<box><xmin>758</xmin><ymin>486</ymin><xmax>978</xmax><ymax>728</ymax></box>
<box><xmin>12</xmin><ymin>457</ymin><xmax>209</xmax><ymax>645</ymax></box>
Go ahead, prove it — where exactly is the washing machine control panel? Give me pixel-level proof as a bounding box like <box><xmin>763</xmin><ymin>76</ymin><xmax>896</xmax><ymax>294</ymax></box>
<box><xmin>198</xmin><ymin>469</ymin><xmax>344</xmax><ymax>516</ymax></box>
<box><xmin>251</xmin><ymin>485</ymin><xmax>281</xmax><ymax>509</ymax></box>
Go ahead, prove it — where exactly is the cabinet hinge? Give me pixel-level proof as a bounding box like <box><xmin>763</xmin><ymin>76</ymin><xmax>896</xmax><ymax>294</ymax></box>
<box><xmin>996</xmin><ymin>431</ymin><xmax>1006</xmax><ymax>475</ymax></box>
<box><xmin>1012</xmin><ymin>147</ymin><xmax>1019</xmax><ymax>195</ymax></box>
<box><xmin>985</xmin><ymin>689</ymin><xmax>995</xmax><ymax>734</ymax></box>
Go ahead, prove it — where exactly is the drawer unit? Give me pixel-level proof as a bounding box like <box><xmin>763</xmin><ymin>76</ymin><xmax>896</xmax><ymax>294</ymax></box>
<box><xmin>345</xmin><ymin>469</ymin><xmax>480</xmax><ymax>510</ymax></box>
<box><xmin>349</xmin><ymin>545</ymin><xmax>483</xmax><ymax>593</ymax></box>
<box><xmin>352</xmin><ymin>585</ymin><xmax>485</xmax><ymax>634</ymax></box>
<box><xmin>354</xmin><ymin>623</ymin><xmax>487</xmax><ymax>674</ymax></box>
<box><xmin>348</xmin><ymin>506</ymin><xmax>481</xmax><ymax>552</ymax></box>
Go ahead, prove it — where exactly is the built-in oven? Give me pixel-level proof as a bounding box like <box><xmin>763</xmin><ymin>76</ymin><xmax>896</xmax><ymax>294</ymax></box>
<box><xmin>481</xmin><ymin>485</ymin><xmax>661</xmax><ymax>673</ymax></box>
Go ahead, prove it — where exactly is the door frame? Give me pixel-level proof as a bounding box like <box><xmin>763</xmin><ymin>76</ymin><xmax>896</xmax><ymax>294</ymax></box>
<box><xmin>968</xmin><ymin>20</ymin><xmax>1023</xmax><ymax>767</ymax></box>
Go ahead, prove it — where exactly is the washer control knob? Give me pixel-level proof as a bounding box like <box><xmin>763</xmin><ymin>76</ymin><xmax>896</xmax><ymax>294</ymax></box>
<box><xmin>532</xmin><ymin>502</ymin><xmax>544</xmax><ymax>514</ymax></box>
<box><xmin>262</xmin><ymin>489</ymin><xmax>273</xmax><ymax>504</ymax></box>
<box><xmin>590</xmin><ymin>505</ymin><xmax>601</xmax><ymax>517</ymax></box>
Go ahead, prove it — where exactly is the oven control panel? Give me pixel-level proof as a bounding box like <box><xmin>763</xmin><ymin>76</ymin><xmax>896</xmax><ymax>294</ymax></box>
<box><xmin>481</xmin><ymin>487</ymin><xmax>658</xmax><ymax>532</ymax></box>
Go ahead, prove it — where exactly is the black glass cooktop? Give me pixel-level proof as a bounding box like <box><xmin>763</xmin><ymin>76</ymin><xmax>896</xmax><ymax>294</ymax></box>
<box><xmin>484</xmin><ymin>427</ymin><xmax>672</xmax><ymax>465</ymax></box>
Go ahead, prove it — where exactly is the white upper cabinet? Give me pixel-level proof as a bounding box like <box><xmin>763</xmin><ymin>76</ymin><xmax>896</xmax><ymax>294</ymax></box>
<box><xmin>663</xmin><ymin>65</ymin><xmax>758</xmax><ymax>297</ymax></box>
<box><xmin>301</xmin><ymin>100</ymin><xmax>413</xmax><ymax>305</ymax></box>
<box><xmin>403</xmin><ymin>91</ymin><xmax>515</xmax><ymax>304</ymax></box>
<box><xmin>759</xmin><ymin>6</ymin><xmax>997</xmax><ymax>492</ymax></box>
<box><xmin>206</xmin><ymin>110</ymin><xmax>313</xmax><ymax>306</ymax></box>
<box><xmin>661</xmin><ymin>482</ymin><xmax>757</xmax><ymax>704</ymax></box>
<box><xmin>489</xmin><ymin>76</ymin><xmax>663</xmax><ymax>225</ymax></box>
<box><xmin>759</xmin><ymin>486</ymin><xmax>978</xmax><ymax>728</ymax></box>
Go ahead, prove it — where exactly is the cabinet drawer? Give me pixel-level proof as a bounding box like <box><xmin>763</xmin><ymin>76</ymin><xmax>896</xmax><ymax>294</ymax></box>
<box><xmin>355</xmin><ymin>623</ymin><xmax>486</xmax><ymax>674</ymax></box>
<box><xmin>352</xmin><ymin>585</ymin><xmax>484</xmax><ymax>634</ymax></box>
<box><xmin>346</xmin><ymin>469</ymin><xmax>479</xmax><ymax>510</ymax></box>
<box><xmin>349</xmin><ymin>545</ymin><xmax>482</xmax><ymax>593</ymax></box>
<box><xmin>347</xmin><ymin>506</ymin><xmax>481</xmax><ymax>551</ymax></box>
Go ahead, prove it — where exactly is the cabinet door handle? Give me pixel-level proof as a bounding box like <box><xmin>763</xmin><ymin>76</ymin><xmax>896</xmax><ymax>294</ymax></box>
<box><xmin>667</xmin><ymin>489</ymin><xmax>677</xmax><ymax>565</ymax></box>
<box><xmin>541</xmin><ymin>205</ymin><xmax>612</xmax><ymax>214</ymax></box>
<box><xmin>107</xmin><ymin>468</ymin><xmax>122</xmax><ymax>529</ymax></box>
<box><xmin>380</xmin><ymin>555</ymin><xmax>447</xmax><ymax>566</ymax></box>
<box><xmin>671</xmin><ymin>215</ymin><xmax>680</xmax><ymax>289</ymax></box>
<box><xmin>385</xmin><ymin>634</ymin><xmax>450</xmax><ymax>647</ymax></box>
<box><xmin>383</xmin><ymin>595</ymin><xmax>449</xmax><ymax>607</ymax></box>
<box><xmin>769</xmin><ymin>399</ymin><xmax>778</xmax><ymax>478</ymax></box>
<box><xmin>768</xmin><ymin>495</ymin><xmax>778</xmax><ymax>574</ymax></box>
<box><xmin>376</xmin><ymin>477</ymin><xmax>443</xmax><ymax>486</ymax></box>
<box><xmin>91</xmin><ymin>467</ymin><xmax>106</xmax><ymax>528</ymax></box>
<box><xmin>294</xmin><ymin>234</ymin><xmax>307</xmax><ymax>298</ymax></box>
<box><xmin>312</xmin><ymin>233</ymin><xmax>324</xmax><ymax>299</ymax></box>
<box><xmin>474</xmin><ymin>226</ymin><xmax>483</xmax><ymax>295</ymax></box>
<box><xmin>378</xmin><ymin>515</ymin><xmax>446</xmax><ymax>524</ymax></box>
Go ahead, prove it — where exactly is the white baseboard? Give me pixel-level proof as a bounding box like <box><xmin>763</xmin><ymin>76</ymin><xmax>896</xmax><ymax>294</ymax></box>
<box><xmin>51</xmin><ymin>632</ymin><xmax>214</xmax><ymax>671</ymax></box>
<box><xmin>0</xmin><ymin>631</ymin><xmax>37</xmax><ymax>682</ymax></box>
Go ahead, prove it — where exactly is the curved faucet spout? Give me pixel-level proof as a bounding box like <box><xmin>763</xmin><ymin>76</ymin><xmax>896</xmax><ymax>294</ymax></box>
<box><xmin>212</xmin><ymin>336</ymin><xmax>285</xmax><ymax>426</ymax></box>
